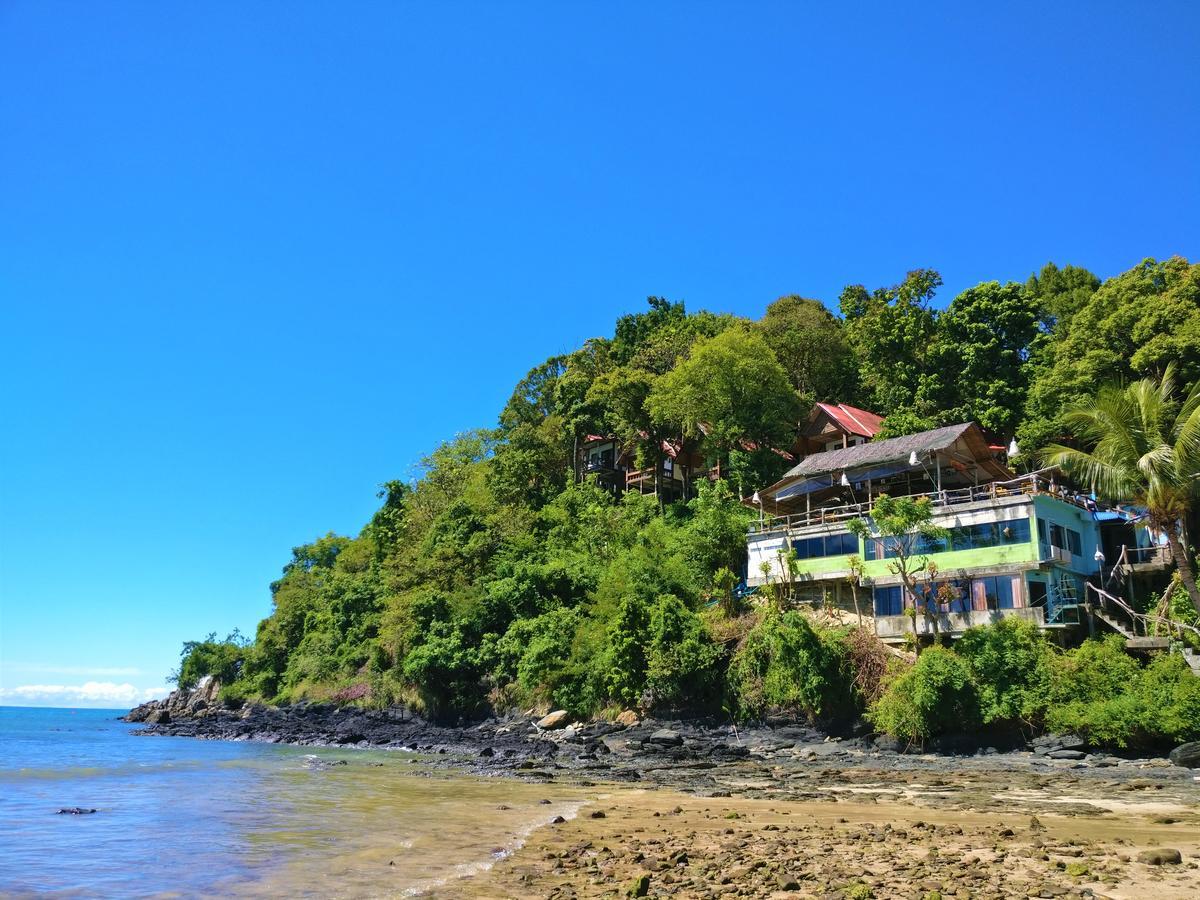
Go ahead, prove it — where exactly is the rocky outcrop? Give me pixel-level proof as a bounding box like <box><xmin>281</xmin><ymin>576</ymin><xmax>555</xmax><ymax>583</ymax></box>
<box><xmin>125</xmin><ymin>675</ymin><xmax>223</xmax><ymax>724</ymax></box>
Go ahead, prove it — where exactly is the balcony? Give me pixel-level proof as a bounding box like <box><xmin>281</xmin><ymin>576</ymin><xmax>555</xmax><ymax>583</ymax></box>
<box><xmin>750</xmin><ymin>473</ymin><xmax>1095</xmax><ymax>536</ymax></box>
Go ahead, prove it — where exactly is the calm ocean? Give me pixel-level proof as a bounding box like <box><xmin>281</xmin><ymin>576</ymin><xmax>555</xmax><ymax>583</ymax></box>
<box><xmin>0</xmin><ymin>706</ymin><xmax>591</xmax><ymax>897</ymax></box>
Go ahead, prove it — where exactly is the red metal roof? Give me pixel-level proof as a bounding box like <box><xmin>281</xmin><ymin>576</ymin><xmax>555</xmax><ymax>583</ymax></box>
<box><xmin>813</xmin><ymin>402</ymin><xmax>883</xmax><ymax>438</ymax></box>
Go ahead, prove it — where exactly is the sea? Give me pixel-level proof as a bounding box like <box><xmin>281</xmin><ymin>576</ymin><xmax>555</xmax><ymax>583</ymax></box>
<box><xmin>0</xmin><ymin>706</ymin><xmax>592</xmax><ymax>898</ymax></box>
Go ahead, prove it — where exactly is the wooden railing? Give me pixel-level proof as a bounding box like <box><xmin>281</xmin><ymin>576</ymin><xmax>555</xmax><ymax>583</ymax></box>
<box><xmin>752</xmin><ymin>473</ymin><xmax>1070</xmax><ymax>534</ymax></box>
<box><xmin>1085</xmin><ymin>582</ymin><xmax>1200</xmax><ymax>642</ymax></box>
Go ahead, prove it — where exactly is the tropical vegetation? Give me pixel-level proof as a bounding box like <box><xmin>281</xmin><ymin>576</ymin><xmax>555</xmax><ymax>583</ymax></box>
<box><xmin>171</xmin><ymin>256</ymin><xmax>1200</xmax><ymax>750</ymax></box>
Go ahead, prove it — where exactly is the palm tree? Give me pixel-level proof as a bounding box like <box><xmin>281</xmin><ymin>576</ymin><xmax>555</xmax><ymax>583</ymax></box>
<box><xmin>1042</xmin><ymin>364</ymin><xmax>1200</xmax><ymax>616</ymax></box>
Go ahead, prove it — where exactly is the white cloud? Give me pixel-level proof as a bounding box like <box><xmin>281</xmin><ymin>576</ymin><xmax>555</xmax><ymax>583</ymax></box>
<box><xmin>0</xmin><ymin>682</ymin><xmax>171</xmax><ymax>708</ymax></box>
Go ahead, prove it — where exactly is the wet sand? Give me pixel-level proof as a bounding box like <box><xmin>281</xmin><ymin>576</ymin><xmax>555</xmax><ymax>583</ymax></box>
<box><xmin>449</xmin><ymin>778</ymin><xmax>1200</xmax><ymax>899</ymax></box>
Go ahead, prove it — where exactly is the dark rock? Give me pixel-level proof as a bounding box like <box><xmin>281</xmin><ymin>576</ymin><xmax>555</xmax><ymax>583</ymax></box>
<box><xmin>550</xmin><ymin>815</ymin><xmax>567</xmax><ymax>824</ymax></box>
<box><xmin>145</xmin><ymin>709</ymin><xmax>170</xmax><ymax>725</ymax></box>
<box><xmin>625</xmin><ymin>873</ymin><xmax>651</xmax><ymax>897</ymax></box>
<box><xmin>1046</xmin><ymin>749</ymin><xmax>1087</xmax><ymax>760</ymax></box>
<box><xmin>1168</xmin><ymin>741</ymin><xmax>1200</xmax><ymax>768</ymax></box>
<box><xmin>1033</xmin><ymin>732</ymin><xmax>1085</xmax><ymax>754</ymax></box>
<box><xmin>645</xmin><ymin>729</ymin><xmax>683</xmax><ymax>747</ymax></box>
<box><xmin>1137</xmin><ymin>848</ymin><xmax>1182</xmax><ymax>865</ymax></box>
<box><xmin>589</xmin><ymin>810</ymin><xmax>606</xmax><ymax>819</ymax></box>
<box><xmin>56</xmin><ymin>807</ymin><xmax>97</xmax><ymax>815</ymax></box>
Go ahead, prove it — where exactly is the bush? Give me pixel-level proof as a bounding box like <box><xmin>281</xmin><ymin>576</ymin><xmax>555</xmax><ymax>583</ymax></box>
<box><xmin>175</xmin><ymin>631</ymin><xmax>249</xmax><ymax>692</ymax></box>
<box><xmin>645</xmin><ymin>594</ymin><xmax>721</xmax><ymax>710</ymax></box>
<box><xmin>1047</xmin><ymin>638</ymin><xmax>1200</xmax><ymax>747</ymax></box>
<box><xmin>727</xmin><ymin>610</ymin><xmax>853</xmax><ymax>721</ymax></box>
<box><xmin>400</xmin><ymin>622</ymin><xmax>483</xmax><ymax>719</ymax></box>
<box><xmin>869</xmin><ymin>646</ymin><xmax>980</xmax><ymax>745</ymax></box>
<box><xmin>955</xmin><ymin>617</ymin><xmax>1053</xmax><ymax>726</ymax></box>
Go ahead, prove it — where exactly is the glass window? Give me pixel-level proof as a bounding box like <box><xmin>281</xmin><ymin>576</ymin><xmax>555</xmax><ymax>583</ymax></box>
<box><xmin>1050</xmin><ymin>524</ymin><xmax>1067</xmax><ymax>551</ymax></box>
<box><xmin>1002</xmin><ymin>519</ymin><xmax>1031</xmax><ymax>544</ymax></box>
<box><xmin>1067</xmin><ymin>530</ymin><xmax>1082</xmax><ymax>555</ymax></box>
<box><xmin>791</xmin><ymin>532</ymin><xmax>857</xmax><ymax>560</ymax></box>
<box><xmin>874</xmin><ymin>585</ymin><xmax>904</xmax><ymax>616</ymax></box>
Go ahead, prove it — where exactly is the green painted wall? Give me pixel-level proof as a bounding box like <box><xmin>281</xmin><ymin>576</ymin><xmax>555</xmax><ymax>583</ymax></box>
<box><xmin>791</xmin><ymin>536</ymin><xmax>1039</xmax><ymax>581</ymax></box>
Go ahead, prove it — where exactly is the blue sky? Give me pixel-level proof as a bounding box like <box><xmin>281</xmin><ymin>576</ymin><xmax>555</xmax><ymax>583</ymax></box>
<box><xmin>2</xmin><ymin>2</ymin><xmax>1198</xmax><ymax>707</ymax></box>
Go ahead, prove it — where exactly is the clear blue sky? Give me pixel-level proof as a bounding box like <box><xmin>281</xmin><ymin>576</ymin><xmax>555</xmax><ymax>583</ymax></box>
<box><xmin>2</xmin><ymin>2</ymin><xmax>1198</xmax><ymax>706</ymax></box>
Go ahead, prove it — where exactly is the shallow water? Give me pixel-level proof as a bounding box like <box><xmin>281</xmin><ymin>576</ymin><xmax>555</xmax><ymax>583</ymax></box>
<box><xmin>0</xmin><ymin>707</ymin><xmax>594</xmax><ymax>897</ymax></box>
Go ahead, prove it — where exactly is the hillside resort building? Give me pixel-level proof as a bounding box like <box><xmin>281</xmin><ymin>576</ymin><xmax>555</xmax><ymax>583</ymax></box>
<box><xmin>745</xmin><ymin>413</ymin><xmax>1172</xmax><ymax>646</ymax></box>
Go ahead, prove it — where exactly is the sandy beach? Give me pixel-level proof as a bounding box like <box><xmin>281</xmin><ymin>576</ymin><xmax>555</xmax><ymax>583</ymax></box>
<box><xmin>452</xmin><ymin>784</ymin><xmax>1200</xmax><ymax>899</ymax></box>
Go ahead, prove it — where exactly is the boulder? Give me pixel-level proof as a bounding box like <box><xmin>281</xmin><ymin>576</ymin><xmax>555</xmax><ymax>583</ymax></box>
<box><xmin>145</xmin><ymin>709</ymin><xmax>170</xmax><ymax>725</ymax></box>
<box><xmin>1033</xmin><ymin>733</ymin><xmax>1085</xmax><ymax>754</ymax></box>
<box><xmin>536</xmin><ymin>710</ymin><xmax>571</xmax><ymax>730</ymax></box>
<box><xmin>1168</xmin><ymin>741</ymin><xmax>1200</xmax><ymax>768</ymax></box>
<box><xmin>1136</xmin><ymin>848</ymin><xmax>1182</xmax><ymax>865</ymax></box>
<box><xmin>1046</xmin><ymin>749</ymin><xmax>1087</xmax><ymax>760</ymax></box>
<box><xmin>645</xmin><ymin>729</ymin><xmax>683</xmax><ymax>747</ymax></box>
<box><xmin>615</xmin><ymin>710</ymin><xmax>640</xmax><ymax>727</ymax></box>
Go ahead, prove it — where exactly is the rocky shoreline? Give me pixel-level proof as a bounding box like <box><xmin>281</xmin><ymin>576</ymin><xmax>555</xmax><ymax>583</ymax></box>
<box><xmin>126</xmin><ymin>683</ymin><xmax>1200</xmax><ymax>898</ymax></box>
<box><xmin>126</xmin><ymin>682</ymin><xmax>1200</xmax><ymax>800</ymax></box>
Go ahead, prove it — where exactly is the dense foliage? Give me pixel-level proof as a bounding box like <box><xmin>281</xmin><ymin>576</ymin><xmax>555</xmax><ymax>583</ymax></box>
<box><xmin>174</xmin><ymin>256</ymin><xmax>1200</xmax><ymax>740</ymax></box>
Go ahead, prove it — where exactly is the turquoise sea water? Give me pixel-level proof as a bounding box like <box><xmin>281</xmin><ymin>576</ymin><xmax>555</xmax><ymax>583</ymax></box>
<box><xmin>0</xmin><ymin>707</ymin><xmax>590</xmax><ymax>897</ymax></box>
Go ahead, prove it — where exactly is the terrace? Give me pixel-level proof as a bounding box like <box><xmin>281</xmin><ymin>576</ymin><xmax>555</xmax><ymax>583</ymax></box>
<box><xmin>749</xmin><ymin>472</ymin><xmax>1102</xmax><ymax>536</ymax></box>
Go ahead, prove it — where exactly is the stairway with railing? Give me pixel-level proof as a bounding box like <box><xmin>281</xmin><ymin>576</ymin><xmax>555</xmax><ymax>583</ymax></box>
<box><xmin>1084</xmin><ymin>582</ymin><xmax>1200</xmax><ymax>669</ymax></box>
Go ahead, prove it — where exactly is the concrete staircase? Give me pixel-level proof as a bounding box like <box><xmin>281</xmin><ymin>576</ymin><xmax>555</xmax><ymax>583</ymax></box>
<box><xmin>1093</xmin><ymin>605</ymin><xmax>1171</xmax><ymax>652</ymax></box>
<box><xmin>1095</xmin><ymin>609</ymin><xmax>1135</xmax><ymax>639</ymax></box>
<box><xmin>1184</xmin><ymin>649</ymin><xmax>1200</xmax><ymax>677</ymax></box>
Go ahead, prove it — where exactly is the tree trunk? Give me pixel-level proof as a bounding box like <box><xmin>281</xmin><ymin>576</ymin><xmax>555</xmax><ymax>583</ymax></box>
<box><xmin>1165</xmin><ymin>526</ymin><xmax>1200</xmax><ymax>617</ymax></box>
<box><xmin>850</xmin><ymin>583</ymin><xmax>863</xmax><ymax>628</ymax></box>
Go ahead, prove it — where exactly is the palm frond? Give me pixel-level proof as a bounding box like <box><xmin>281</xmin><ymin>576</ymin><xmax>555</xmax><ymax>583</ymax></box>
<box><xmin>1042</xmin><ymin>443</ymin><xmax>1142</xmax><ymax>501</ymax></box>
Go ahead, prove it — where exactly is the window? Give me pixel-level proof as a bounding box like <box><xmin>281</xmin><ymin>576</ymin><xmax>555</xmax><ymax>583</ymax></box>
<box><xmin>824</xmin><ymin>439</ymin><xmax>843</xmax><ymax>452</ymax></box>
<box><xmin>790</xmin><ymin>531</ymin><xmax>858</xmax><ymax>560</ymax></box>
<box><xmin>1067</xmin><ymin>529</ymin><xmax>1082</xmax><ymax>555</ymax></box>
<box><xmin>874</xmin><ymin>585</ymin><xmax>904</xmax><ymax>616</ymax></box>
<box><xmin>912</xmin><ymin>580</ymin><xmax>970</xmax><ymax>613</ymax></box>
<box><xmin>1050</xmin><ymin>524</ymin><xmax>1066</xmax><ymax>551</ymax></box>
<box><xmin>970</xmin><ymin>575</ymin><xmax>1023</xmax><ymax>611</ymax></box>
<box><xmin>863</xmin><ymin>518</ymin><xmax>1030</xmax><ymax>559</ymax></box>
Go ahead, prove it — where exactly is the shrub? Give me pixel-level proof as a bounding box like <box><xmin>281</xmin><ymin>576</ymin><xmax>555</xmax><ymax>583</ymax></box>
<box><xmin>727</xmin><ymin>610</ymin><xmax>853</xmax><ymax>721</ymax></box>
<box><xmin>175</xmin><ymin>631</ymin><xmax>249</xmax><ymax>692</ymax></box>
<box><xmin>955</xmin><ymin>617</ymin><xmax>1054</xmax><ymax>726</ymax></box>
<box><xmin>400</xmin><ymin>622</ymin><xmax>483</xmax><ymax>719</ymax></box>
<box><xmin>869</xmin><ymin>646</ymin><xmax>980</xmax><ymax>745</ymax></box>
<box><xmin>1132</xmin><ymin>653</ymin><xmax>1200</xmax><ymax>744</ymax></box>
<box><xmin>1046</xmin><ymin>639</ymin><xmax>1200</xmax><ymax>747</ymax></box>
<box><xmin>645</xmin><ymin>594</ymin><xmax>721</xmax><ymax>709</ymax></box>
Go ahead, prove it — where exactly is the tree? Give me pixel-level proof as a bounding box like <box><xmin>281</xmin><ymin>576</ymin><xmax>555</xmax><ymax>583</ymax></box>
<box><xmin>1042</xmin><ymin>365</ymin><xmax>1200</xmax><ymax>616</ymax></box>
<box><xmin>848</xmin><ymin>495</ymin><xmax>948</xmax><ymax>649</ymax></box>
<box><xmin>840</xmin><ymin>269</ymin><xmax>941</xmax><ymax>415</ymax></box>
<box><xmin>756</xmin><ymin>295</ymin><xmax>856</xmax><ymax>401</ymax></box>
<box><xmin>845</xmin><ymin>554</ymin><xmax>866</xmax><ymax>627</ymax></box>
<box><xmin>645</xmin><ymin>327</ymin><xmax>803</xmax><ymax>473</ymax></box>
<box><xmin>1026</xmin><ymin>261</ymin><xmax>1100</xmax><ymax>331</ymax></box>
<box><xmin>920</xmin><ymin>281</ymin><xmax>1041</xmax><ymax>437</ymax></box>
<box><xmin>1020</xmin><ymin>257</ymin><xmax>1200</xmax><ymax>456</ymax></box>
